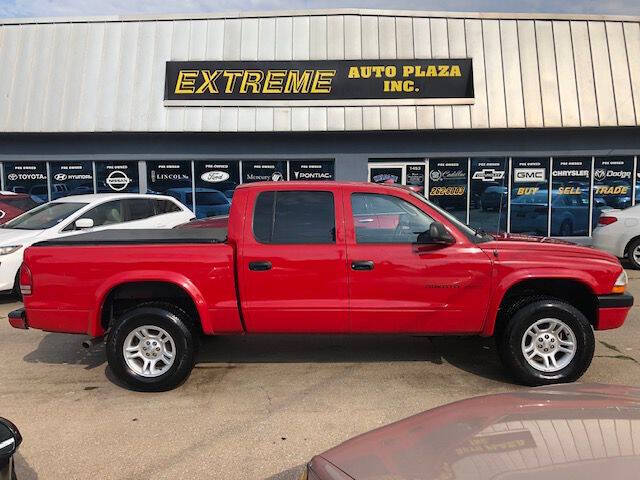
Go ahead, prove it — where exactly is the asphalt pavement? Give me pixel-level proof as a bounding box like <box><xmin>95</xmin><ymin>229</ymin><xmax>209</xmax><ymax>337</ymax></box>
<box><xmin>1</xmin><ymin>269</ymin><xmax>640</xmax><ymax>479</ymax></box>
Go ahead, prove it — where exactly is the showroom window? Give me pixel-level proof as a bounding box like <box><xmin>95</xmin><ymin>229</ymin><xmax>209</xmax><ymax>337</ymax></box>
<box><xmin>469</xmin><ymin>158</ymin><xmax>508</xmax><ymax>234</ymax></box>
<box><xmin>242</xmin><ymin>161</ymin><xmax>287</xmax><ymax>183</ymax></box>
<box><xmin>193</xmin><ymin>161</ymin><xmax>239</xmax><ymax>219</ymax></box>
<box><xmin>428</xmin><ymin>158</ymin><xmax>468</xmax><ymax>222</ymax></box>
<box><xmin>146</xmin><ymin>161</ymin><xmax>193</xmax><ymax>210</ymax></box>
<box><xmin>510</xmin><ymin>157</ymin><xmax>550</xmax><ymax>236</ymax></box>
<box><xmin>95</xmin><ymin>161</ymin><xmax>139</xmax><ymax>193</ymax></box>
<box><xmin>594</xmin><ymin>157</ymin><xmax>634</xmax><ymax>210</ymax></box>
<box><xmin>49</xmin><ymin>161</ymin><xmax>94</xmax><ymax>199</ymax></box>
<box><xmin>253</xmin><ymin>191</ymin><xmax>335</xmax><ymax>244</ymax></box>
<box><xmin>3</xmin><ymin>161</ymin><xmax>49</xmax><ymax>203</ymax></box>
<box><xmin>289</xmin><ymin>161</ymin><xmax>335</xmax><ymax>181</ymax></box>
<box><xmin>551</xmin><ymin>157</ymin><xmax>592</xmax><ymax>236</ymax></box>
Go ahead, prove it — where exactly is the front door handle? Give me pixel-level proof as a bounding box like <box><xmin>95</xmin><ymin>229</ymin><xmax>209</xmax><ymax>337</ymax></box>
<box><xmin>351</xmin><ymin>260</ymin><xmax>374</xmax><ymax>271</ymax></box>
<box><xmin>357</xmin><ymin>218</ymin><xmax>374</xmax><ymax>223</ymax></box>
<box><xmin>249</xmin><ymin>261</ymin><xmax>272</xmax><ymax>271</ymax></box>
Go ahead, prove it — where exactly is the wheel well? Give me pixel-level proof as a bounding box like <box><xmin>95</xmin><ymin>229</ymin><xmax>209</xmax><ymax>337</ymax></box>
<box><xmin>496</xmin><ymin>278</ymin><xmax>597</xmax><ymax>331</ymax></box>
<box><xmin>100</xmin><ymin>281</ymin><xmax>200</xmax><ymax>332</ymax></box>
<box><xmin>623</xmin><ymin>235</ymin><xmax>640</xmax><ymax>257</ymax></box>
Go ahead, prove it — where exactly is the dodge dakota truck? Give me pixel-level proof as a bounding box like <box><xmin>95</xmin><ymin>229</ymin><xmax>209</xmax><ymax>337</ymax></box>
<box><xmin>9</xmin><ymin>182</ymin><xmax>634</xmax><ymax>391</ymax></box>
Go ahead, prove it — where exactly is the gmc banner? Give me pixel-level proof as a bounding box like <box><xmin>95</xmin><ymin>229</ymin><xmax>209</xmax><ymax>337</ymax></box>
<box><xmin>164</xmin><ymin>59</ymin><xmax>474</xmax><ymax>106</ymax></box>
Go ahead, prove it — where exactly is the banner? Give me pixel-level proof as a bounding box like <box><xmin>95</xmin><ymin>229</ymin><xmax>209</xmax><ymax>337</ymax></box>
<box><xmin>165</xmin><ymin>59</ymin><xmax>474</xmax><ymax>106</ymax></box>
<box><xmin>289</xmin><ymin>161</ymin><xmax>335</xmax><ymax>181</ymax></box>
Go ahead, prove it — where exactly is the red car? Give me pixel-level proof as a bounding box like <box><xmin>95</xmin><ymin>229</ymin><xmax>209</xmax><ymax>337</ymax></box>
<box><xmin>9</xmin><ymin>182</ymin><xmax>633</xmax><ymax>391</ymax></box>
<box><xmin>303</xmin><ymin>383</ymin><xmax>640</xmax><ymax>480</ymax></box>
<box><xmin>0</xmin><ymin>192</ymin><xmax>37</xmax><ymax>225</ymax></box>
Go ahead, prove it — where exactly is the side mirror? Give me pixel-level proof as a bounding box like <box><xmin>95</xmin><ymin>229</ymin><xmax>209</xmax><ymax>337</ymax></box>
<box><xmin>0</xmin><ymin>418</ymin><xmax>21</xmax><ymax>461</ymax></box>
<box><xmin>415</xmin><ymin>221</ymin><xmax>455</xmax><ymax>247</ymax></box>
<box><xmin>74</xmin><ymin>218</ymin><xmax>94</xmax><ymax>230</ymax></box>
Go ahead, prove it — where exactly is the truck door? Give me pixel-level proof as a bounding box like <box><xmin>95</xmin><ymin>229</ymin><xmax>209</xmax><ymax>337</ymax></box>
<box><xmin>346</xmin><ymin>190</ymin><xmax>493</xmax><ymax>334</ymax></box>
<box><xmin>239</xmin><ymin>187</ymin><xmax>349</xmax><ymax>333</ymax></box>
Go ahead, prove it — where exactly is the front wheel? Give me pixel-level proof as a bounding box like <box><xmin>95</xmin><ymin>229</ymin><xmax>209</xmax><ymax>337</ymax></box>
<box><xmin>497</xmin><ymin>299</ymin><xmax>595</xmax><ymax>386</ymax></box>
<box><xmin>106</xmin><ymin>303</ymin><xmax>198</xmax><ymax>392</ymax></box>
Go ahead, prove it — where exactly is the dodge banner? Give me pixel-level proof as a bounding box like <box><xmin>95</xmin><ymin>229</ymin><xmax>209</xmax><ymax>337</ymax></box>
<box><xmin>165</xmin><ymin>59</ymin><xmax>474</xmax><ymax>106</ymax></box>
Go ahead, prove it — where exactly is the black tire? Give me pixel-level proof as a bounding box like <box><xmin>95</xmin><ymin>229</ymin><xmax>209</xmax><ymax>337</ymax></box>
<box><xmin>12</xmin><ymin>271</ymin><xmax>22</xmax><ymax>302</ymax></box>
<box><xmin>106</xmin><ymin>302</ymin><xmax>198</xmax><ymax>392</ymax></box>
<box><xmin>497</xmin><ymin>298</ymin><xmax>595</xmax><ymax>386</ymax></box>
<box><xmin>559</xmin><ymin>220</ymin><xmax>573</xmax><ymax>236</ymax></box>
<box><xmin>627</xmin><ymin>238</ymin><xmax>640</xmax><ymax>269</ymax></box>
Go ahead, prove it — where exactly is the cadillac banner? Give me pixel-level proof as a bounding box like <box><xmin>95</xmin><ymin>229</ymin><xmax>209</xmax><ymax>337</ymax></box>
<box><xmin>165</xmin><ymin>59</ymin><xmax>474</xmax><ymax>106</ymax></box>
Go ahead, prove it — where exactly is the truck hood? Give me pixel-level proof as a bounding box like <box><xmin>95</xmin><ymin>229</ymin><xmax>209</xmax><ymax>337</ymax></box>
<box><xmin>480</xmin><ymin>232</ymin><xmax>617</xmax><ymax>262</ymax></box>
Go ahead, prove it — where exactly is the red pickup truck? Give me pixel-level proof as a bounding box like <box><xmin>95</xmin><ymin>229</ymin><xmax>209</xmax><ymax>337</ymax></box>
<box><xmin>9</xmin><ymin>182</ymin><xmax>633</xmax><ymax>391</ymax></box>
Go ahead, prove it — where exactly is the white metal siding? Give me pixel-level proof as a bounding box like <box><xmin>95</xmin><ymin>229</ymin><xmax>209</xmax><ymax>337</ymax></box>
<box><xmin>0</xmin><ymin>10</ymin><xmax>638</xmax><ymax>133</ymax></box>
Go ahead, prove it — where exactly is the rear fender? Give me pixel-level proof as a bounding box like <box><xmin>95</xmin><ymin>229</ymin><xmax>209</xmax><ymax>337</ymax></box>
<box><xmin>91</xmin><ymin>270</ymin><xmax>208</xmax><ymax>337</ymax></box>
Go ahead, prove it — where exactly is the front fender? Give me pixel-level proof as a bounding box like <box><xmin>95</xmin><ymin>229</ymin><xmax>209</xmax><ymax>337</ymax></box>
<box><xmin>90</xmin><ymin>270</ymin><xmax>209</xmax><ymax>337</ymax></box>
<box><xmin>481</xmin><ymin>268</ymin><xmax>598</xmax><ymax>336</ymax></box>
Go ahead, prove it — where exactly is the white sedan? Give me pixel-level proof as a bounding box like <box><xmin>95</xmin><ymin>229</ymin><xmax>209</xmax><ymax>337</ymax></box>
<box><xmin>592</xmin><ymin>204</ymin><xmax>640</xmax><ymax>269</ymax></box>
<box><xmin>0</xmin><ymin>193</ymin><xmax>194</xmax><ymax>295</ymax></box>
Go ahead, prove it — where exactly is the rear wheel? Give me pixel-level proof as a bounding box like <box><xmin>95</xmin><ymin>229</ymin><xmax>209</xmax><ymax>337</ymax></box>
<box><xmin>627</xmin><ymin>238</ymin><xmax>640</xmax><ymax>270</ymax></box>
<box><xmin>106</xmin><ymin>303</ymin><xmax>198</xmax><ymax>392</ymax></box>
<box><xmin>497</xmin><ymin>298</ymin><xmax>594</xmax><ymax>386</ymax></box>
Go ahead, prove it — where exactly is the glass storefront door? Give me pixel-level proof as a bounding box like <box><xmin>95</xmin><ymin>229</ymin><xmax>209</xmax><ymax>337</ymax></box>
<box><xmin>368</xmin><ymin>162</ymin><xmax>426</xmax><ymax>195</ymax></box>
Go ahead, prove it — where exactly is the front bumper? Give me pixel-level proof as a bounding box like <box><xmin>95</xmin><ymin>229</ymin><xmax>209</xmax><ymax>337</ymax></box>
<box><xmin>8</xmin><ymin>307</ymin><xmax>27</xmax><ymax>330</ymax></box>
<box><xmin>596</xmin><ymin>294</ymin><xmax>634</xmax><ymax>330</ymax></box>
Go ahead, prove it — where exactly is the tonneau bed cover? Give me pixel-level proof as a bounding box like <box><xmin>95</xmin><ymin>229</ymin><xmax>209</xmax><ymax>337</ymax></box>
<box><xmin>34</xmin><ymin>228</ymin><xmax>227</xmax><ymax>246</ymax></box>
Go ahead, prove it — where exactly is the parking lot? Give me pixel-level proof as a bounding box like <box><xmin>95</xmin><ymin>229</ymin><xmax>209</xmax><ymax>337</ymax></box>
<box><xmin>0</xmin><ymin>269</ymin><xmax>639</xmax><ymax>480</ymax></box>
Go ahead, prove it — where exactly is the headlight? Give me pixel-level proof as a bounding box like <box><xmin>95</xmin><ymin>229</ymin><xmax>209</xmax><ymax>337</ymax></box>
<box><xmin>612</xmin><ymin>270</ymin><xmax>628</xmax><ymax>294</ymax></box>
<box><xmin>0</xmin><ymin>245</ymin><xmax>21</xmax><ymax>255</ymax></box>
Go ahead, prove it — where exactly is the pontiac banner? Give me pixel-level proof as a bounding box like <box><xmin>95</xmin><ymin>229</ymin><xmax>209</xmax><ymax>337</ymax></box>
<box><xmin>165</xmin><ymin>59</ymin><xmax>474</xmax><ymax>106</ymax></box>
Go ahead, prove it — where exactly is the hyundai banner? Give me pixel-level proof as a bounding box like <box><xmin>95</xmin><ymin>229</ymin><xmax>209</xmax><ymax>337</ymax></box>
<box><xmin>50</xmin><ymin>161</ymin><xmax>94</xmax><ymax>199</ymax></box>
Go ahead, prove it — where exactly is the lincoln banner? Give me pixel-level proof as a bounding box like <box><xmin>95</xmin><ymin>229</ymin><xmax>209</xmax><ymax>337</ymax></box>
<box><xmin>164</xmin><ymin>59</ymin><xmax>474</xmax><ymax>106</ymax></box>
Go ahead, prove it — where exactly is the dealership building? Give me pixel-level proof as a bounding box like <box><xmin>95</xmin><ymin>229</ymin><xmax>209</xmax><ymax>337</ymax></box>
<box><xmin>0</xmin><ymin>8</ymin><xmax>639</xmax><ymax>237</ymax></box>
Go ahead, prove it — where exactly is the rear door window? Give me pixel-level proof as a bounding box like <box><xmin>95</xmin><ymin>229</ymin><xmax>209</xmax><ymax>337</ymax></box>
<box><xmin>124</xmin><ymin>198</ymin><xmax>156</xmax><ymax>221</ymax></box>
<box><xmin>253</xmin><ymin>191</ymin><xmax>335</xmax><ymax>244</ymax></box>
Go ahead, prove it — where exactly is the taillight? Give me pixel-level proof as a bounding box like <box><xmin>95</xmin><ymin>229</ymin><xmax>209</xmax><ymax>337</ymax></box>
<box><xmin>19</xmin><ymin>264</ymin><xmax>32</xmax><ymax>296</ymax></box>
<box><xmin>598</xmin><ymin>216</ymin><xmax>618</xmax><ymax>225</ymax></box>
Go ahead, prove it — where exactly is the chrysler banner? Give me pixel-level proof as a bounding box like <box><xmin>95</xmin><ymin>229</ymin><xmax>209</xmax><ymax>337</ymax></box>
<box><xmin>165</xmin><ymin>59</ymin><xmax>474</xmax><ymax>106</ymax></box>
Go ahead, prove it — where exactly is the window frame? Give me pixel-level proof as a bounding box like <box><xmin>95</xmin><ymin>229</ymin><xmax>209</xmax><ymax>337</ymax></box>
<box><xmin>350</xmin><ymin>192</ymin><xmax>436</xmax><ymax>245</ymax></box>
<box><xmin>252</xmin><ymin>190</ymin><xmax>337</xmax><ymax>245</ymax></box>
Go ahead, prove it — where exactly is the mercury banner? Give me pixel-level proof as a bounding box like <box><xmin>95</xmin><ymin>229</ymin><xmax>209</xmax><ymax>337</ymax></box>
<box><xmin>165</xmin><ymin>59</ymin><xmax>474</xmax><ymax>106</ymax></box>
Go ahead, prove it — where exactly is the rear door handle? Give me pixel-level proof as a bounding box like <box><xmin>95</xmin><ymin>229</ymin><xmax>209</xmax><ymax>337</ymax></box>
<box><xmin>249</xmin><ymin>261</ymin><xmax>272</xmax><ymax>271</ymax></box>
<box><xmin>351</xmin><ymin>260</ymin><xmax>374</xmax><ymax>271</ymax></box>
<box><xmin>357</xmin><ymin>218</ymin><xmax>374</xmax><ymax>223</ymax></box>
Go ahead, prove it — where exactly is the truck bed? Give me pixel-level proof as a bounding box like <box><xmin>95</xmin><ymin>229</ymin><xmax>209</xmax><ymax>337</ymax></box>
<box><xmin>33</xmin><ymin>228</ymin><xmax>228</xmax><ymax>246</ymax></box>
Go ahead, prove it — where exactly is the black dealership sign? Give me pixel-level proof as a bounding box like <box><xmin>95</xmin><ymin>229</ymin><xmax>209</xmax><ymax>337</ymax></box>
<box><xmin>165</xmin><ymin>59</ymin><xmax>473</xmax><ymax>105</ymax></box>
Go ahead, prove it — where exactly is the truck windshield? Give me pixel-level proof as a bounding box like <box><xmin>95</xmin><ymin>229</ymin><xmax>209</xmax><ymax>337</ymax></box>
<box><xmin>3</xmin><ymin>202</ymin><xmax>87</xmax><ymax>230</ymax></box>
<box><xmin>409</xmin><ymin>192</ymin><xmax>492</xmax><ymax>243</ymax></box>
